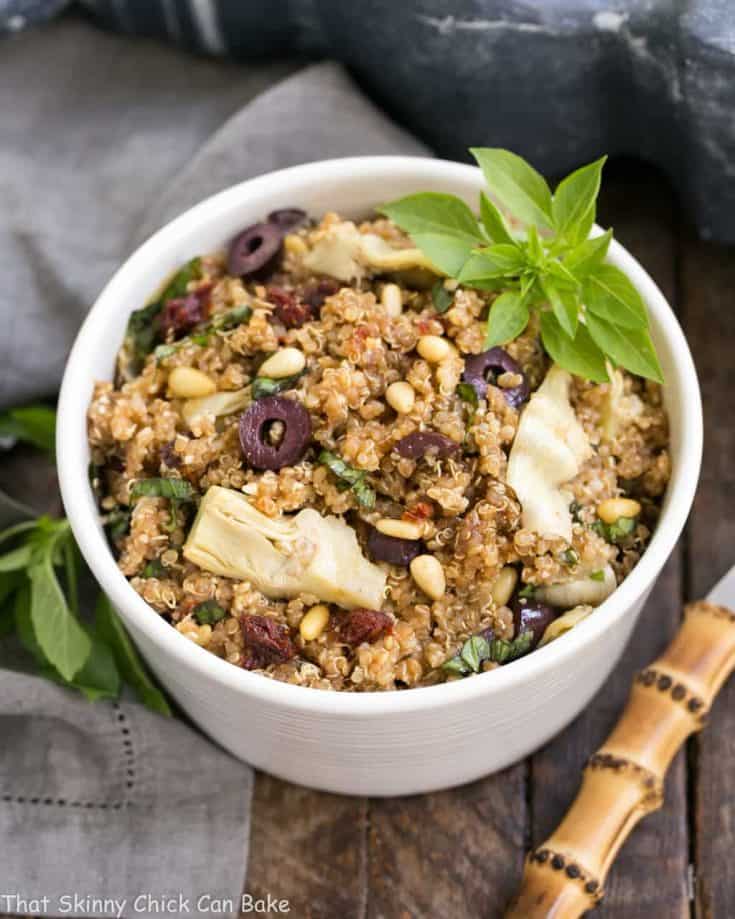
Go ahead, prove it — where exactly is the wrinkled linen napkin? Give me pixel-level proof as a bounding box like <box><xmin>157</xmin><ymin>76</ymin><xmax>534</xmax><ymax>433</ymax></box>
<box><xmin>0</xmin><ymin>17</ymin><xmax>427</xmax><ymax>919</ymax></box>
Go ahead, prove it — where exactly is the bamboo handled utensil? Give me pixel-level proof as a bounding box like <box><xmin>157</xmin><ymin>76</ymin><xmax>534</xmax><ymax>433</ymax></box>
<box><xmin>506</xmin><ymin>565</ymin><xmax>735</xmax><ymax>918</ymax></box>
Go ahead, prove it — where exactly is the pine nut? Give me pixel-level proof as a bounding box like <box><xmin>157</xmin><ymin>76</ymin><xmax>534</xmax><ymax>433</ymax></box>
<box><xmin>410</xmin><ymin>554</ymin><xmax>446</xmax><ymax>600</ymax></box>
<box><xmin>258</xmin><ymin>347</ymin><xmax>306</xmax><ymax>379</ymax></box>
<box><xmin>168</xmin><ymin>366</ymin><xmax>217</xmax><ymax>399</ymax></box>
<box><xmin>417</xmin><ymin>335</ymin><xmax>452</xmax><ymax>363</ymax></box>
<box><xmin>491</xmin><ymin>566</ymin><xmax>518</xmax><ymax>608</ymax></box>
<box><xmin>597</xmin><ymin>497</ymin><xmax>641</xmax><ymax>524</ymax></box>
<box><xmin>376</xmin><ymin>518</ymin><xmax>423</xmax><ymax>541</ymax></box>
<box><xmin>300</xmin><ymin>604</ymin><xmax>330</xmax><ymax>641</ymax></box>
<box><xmin>381</xmin><ymin>283</ymin><xmax>403</xmax><ymax>317</ymax></box>
<box><xmin>284</xmin><ymin>233</ymin><xmax>308</xmax><ymax>255</ymax></box>
<box><xmin>385</xmin><ymin>381</ymin><xmax>415</xmax><ymax>414</ymax></box>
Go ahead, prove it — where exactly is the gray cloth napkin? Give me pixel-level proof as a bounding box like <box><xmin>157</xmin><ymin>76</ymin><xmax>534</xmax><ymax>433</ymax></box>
<box><xmin>0</xmin><ymin>16</ymin><xmax>427</xmax><ymax>918</ymax></box>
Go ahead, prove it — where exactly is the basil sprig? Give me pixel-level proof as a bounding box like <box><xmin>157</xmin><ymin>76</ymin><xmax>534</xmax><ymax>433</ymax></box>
<box><xmin>318</xmin><ymin>450</ymin><xmax>376</xmax><ymax>509</ymax></box>
<box><xmin>0</xmin><ymin>516</ymin><xmax>170</xmax><ymax>713</ymax></box>
<box><xmin>380</xmin><ymin>148</ymin><xmax>663</xmax><ymax>384</ymax></box>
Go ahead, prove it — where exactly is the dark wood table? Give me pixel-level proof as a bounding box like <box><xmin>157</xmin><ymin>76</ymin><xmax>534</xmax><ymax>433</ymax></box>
<box><xmin>2</xmin><ymin>162</ymin><xmax>732</xmax><ymax>919</ymax></box>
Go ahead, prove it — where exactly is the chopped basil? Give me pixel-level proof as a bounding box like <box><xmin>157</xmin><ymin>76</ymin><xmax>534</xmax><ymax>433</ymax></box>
<box><xmin>456</xmin><ymin>382</ymin><xmax>479</xmax><ymax>407</ymax></box>
<box><xmin>159</xmin><ymin>257</ymin><xmax>202</xmax><ymax>303</ymax></box>
<box><xmin>442</xmin><ymin>629</ymin><xmax>534</xmax><ymax>676</ymax></box>
<box><xmin>589</xmin><ymin>569</ymin><xmax>605</xmax><ymax>581</ymax></box>
<box><xmin>125</xmin><ymin>301</ymin><xmax>163</xmax><ymax>370</ymax></box>
<box><xmin>317</xmin><ymin>450</ymin><xmax>376</xmax><ymax>510</ymax></box>
<box><xmin>141</xmin><ymin>557</ymin><xmax>167</xmax><ymax>579</ymax></box>
<box><xmin>252</xmin><ymin>373</ymin><xmax>302</xmax><ymax>400</ymax></box>
<box><xmin>193</xmin><ymin>600</ymin><xmax>226</xmax><ymax>626</ymax></box>
<box><xmin>130</xmin><ymin>477</ymin><xmax>195</xmax><ymax>501</ymax></box>
<box><xmin>153</xmin><ymin>304</ymin><xmax>253</xmax><ymax>363</ymax></box>
<box><xmin>460</xmin><ymin>635</ymin><xmax>490</xmax><ymax>672</ymax></box>
<box><xmin>517</xmin><ymin>583</ymin><xmax>536</xmax><ymax>599</ymax></box>
<box><xmin>104</xmin><ymin>509</ymin><xmax>131</xmax><ymax>542</ymax></box>
<box><xmin>562</xmin><ymin>548</ymin><xmax>579</xmax><ymax>567</ymax></box>
<box><xmin>488</xmin><ymin>630</ymin><xmax>534</xmax><ymax>664</ymax></box>
<box><xmin>431</xmin><ymin>280</ymin><xmax>455</xmax><ymax>314</ymax></box>
<box><xmin>592</xmin><ymin>515</ymin><xmax>637</xmax><ymax>545</ymax></box>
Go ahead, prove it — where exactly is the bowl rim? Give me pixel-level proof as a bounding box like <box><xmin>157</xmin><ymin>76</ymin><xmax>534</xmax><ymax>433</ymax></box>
<box><xmin>57</xmin><ymin>155</ymin><xmax>703</xmax><ymax>717</ymax></box>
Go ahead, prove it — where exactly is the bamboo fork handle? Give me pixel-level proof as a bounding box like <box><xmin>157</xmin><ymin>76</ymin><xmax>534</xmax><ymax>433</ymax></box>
<box><xmin>506</xmin><ymin>600</ymin><xmax>735</xmax><ymax>919</ymax></box>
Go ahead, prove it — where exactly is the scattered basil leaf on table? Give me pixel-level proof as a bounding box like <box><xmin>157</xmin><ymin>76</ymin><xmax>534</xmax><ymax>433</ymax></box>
<box><xmin>380</xmin><ymin>147</ymin><xmax>663</xmax><ymax>384</ymax></box>
<box><xmin>0</xmin><ymin>405</ymin><xmax>57</xmax><ymax>454</ymax></box>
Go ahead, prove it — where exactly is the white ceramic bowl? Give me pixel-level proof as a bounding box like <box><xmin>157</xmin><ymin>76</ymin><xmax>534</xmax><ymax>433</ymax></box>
<box><xmin>57</xmin><ymin>157</ymin><xmax>702</xmax><ymax>796</ymax></box>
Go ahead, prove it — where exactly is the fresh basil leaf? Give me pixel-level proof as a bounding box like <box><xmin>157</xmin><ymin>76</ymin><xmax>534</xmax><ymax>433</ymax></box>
<box><xmin>470</xmin><ymin>148</ymin><xmax>553</xmax><ymax>229</ymax></box>
<box><xmin>130</xmin><ymin>477</ymin><xmax>195</xmax><ymax>501</ymax></box>
<box><xmin>456</xmin><ymin>382</ymin><xmax>479</xmax><ymax>407</ymax></box>
<box><xmin>552</xmin><ymin>156</ymin><xmax>607</xmax><ymax>240</ymax></box>
<box><xmin>0</xmin><ymin>405</ymin><xmax>57</xmax><ymax>454</ymax></box>
<box><xmin>28</xmin><ymin>538</ymin><xmax>91</xmax><ymax>682</ymax></box>
<box><xmin>95</xmin><ymin>593</ymin><xmax>172</xmax><ymax>716</ymax></box>
<box><xmin>193</xmin><ymin>600</ymin><xmax>226</xmax><ymax>626</ymax></box>
<box><xmin>15</xmin><ymin>582</ymin><xmax>44</xmax><ymax>663</ymax></box>
<box><xmin>540</xmin><ymin>312</ymin><xmax>609</xmax><ymax>383</ymax></box>
<box><xmin>524</xmin><ymin>225</ymin><xmax>545</xmax><ymax>266</ymax></box>
<box><xmin>479</xmin><ymin>191</ymin><xmax>516</xmax><ymax>245</ymax></box>
<box><xmin>485</xmin><ymin>290</ymin><xmax>530</xmax><ymax>348</ymax></box>
<box><xmin>469</xmin><ymin>244</ymin><xmax>527</xmax><ymax>278</ymax></box>
<box><xmin>585</xmin><ymin>314</ymin><xmax>663</xmax><ymax>382</ymax></box>
<box><xmin>431</xmin><ymin>281</ymin><xmax>454</xmax><ymax>314</ymax></box>
<box><xmin>379</xmin><ymin>192</ymin><xmax>481</xmax><ymax>244</ymax></box>
<box><xmin>67</xmin><ymin>632</ymin><xmax>121</xmax><ymax>702</ymax></box>
<box><xmin>563</xmin><ymin>230</ymin><xmax>612</xmax><ymax>277</ymax></box>
<box><xmin>542</xmin><ymin>279</ymin><xmax>579</xmax><ymax>339</ymax></box>
<box><xmin>408</xmin><ymin>233</ymin><xmax>477</xmax><ymax>276</ymax></box>
<box><xmin>252</xmin><ymin>373</ymin><xmax>301</xmax><ymax>400</ymax></box>
<box><xmin>0</xmin><ymin>543</ymin><xmax>33</xmax><ymax>572</ymax></box>
<box><xmin>584</xmin><ymin>263</ymin><xmax>649</xmax><ymax>330</ymax></box>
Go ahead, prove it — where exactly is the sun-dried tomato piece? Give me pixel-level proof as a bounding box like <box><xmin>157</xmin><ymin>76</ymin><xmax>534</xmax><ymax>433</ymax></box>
<box><xmin>403</xmin><ymin>501</ymin><xmax>434</xmax><ymax>523</ymax></box>
<box><xmin>241</xmin><ymin>615</ymin><xmax>296</xmax><ymax>669</ymax></box>
<box><xmin>267</xmin><ymin>286</ymin><xmax>313</xmax><ymax>329</ymax></box>
<box><xmin>339</xmin><ymin>608</ymin><xmax>393</xmax><ymax>647</ymax></box>
<box><xmin>158</xmin><ymin>285</ymin><xmax>211</xmax><ymax>339</ymax></box>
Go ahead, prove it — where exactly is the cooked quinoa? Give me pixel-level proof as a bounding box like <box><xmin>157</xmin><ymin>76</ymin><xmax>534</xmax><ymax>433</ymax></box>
<box><xmin>87</xmin><ymin>209</ymin><xmax>670</xmax><ymax>691</ymax></box>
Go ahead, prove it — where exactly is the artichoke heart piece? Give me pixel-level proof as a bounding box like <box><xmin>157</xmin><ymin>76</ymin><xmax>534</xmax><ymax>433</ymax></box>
<box><xmin>536</xmin><ymin>564</ymin><xmax>616</xmax><ymax>608</ymax></box>
<box><xmin>302</xmin><ymin>221</ymin><xmax>439</xmax><ymax>281</ymax></box>
<box><xmin>507</xmin><ymin>365</ymin><xmax>592</xmax><ymax>542</ymax></box>
<box><xmin>183</xmin><ymin>486</ymin><xmax>386</xmax><ymax>610</ymax></box>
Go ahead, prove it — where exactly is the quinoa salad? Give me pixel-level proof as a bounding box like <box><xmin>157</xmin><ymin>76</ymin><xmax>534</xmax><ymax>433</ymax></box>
<box><xmin>87</xmin><ymin>201</ymin><xmax>670</xmax><ymax>692</ymax></box>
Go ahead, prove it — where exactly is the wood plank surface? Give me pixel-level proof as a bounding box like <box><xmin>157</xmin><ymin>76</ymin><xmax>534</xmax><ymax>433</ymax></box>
<box><xmin>527</xmin><ymin>163</ymin><xmax>690</xmax><ymax>918</ymax></box>
<box><xmin>680</xmin><ymin>233</ymin><xmax>735</xmax><ymax>919</ymax></box>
